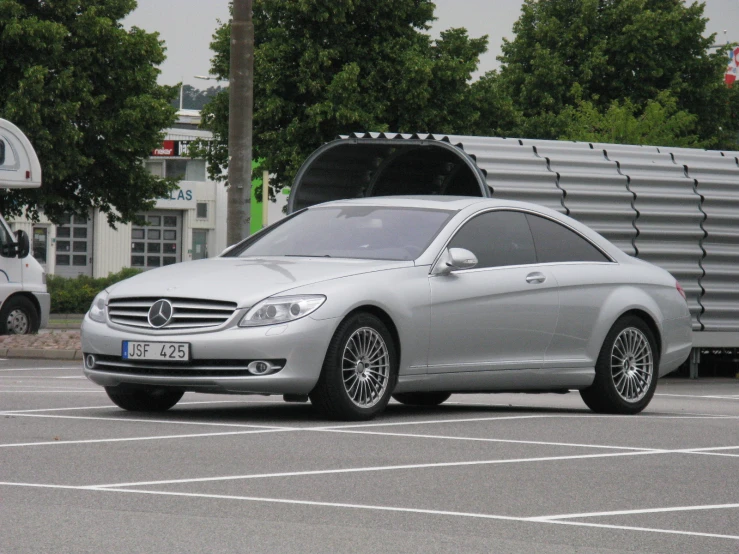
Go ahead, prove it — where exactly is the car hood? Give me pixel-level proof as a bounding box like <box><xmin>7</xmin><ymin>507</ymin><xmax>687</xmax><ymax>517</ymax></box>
<box><xmin>107</xmin><ymin>257</ymin><xmax>413</xmax><ymax>307</ymax></box>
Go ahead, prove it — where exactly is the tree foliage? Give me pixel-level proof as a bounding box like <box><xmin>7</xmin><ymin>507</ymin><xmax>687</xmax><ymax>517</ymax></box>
<box><xmin>498</xmin><ymin>0</ymin><xmax>736</xmax><ymax>146</ymax></box>
<box><xmin>559</xmin><ymin>92</ymin><xmax>704</xmax><ymax>147</ymax></box>
<box><xmin>0</xmin><ymin>0</ymin><xmax>178</xmax><ymax>224</ymax></box>
<box><xmin>199</xmin><ymin>0</ymin><xmax>500</xmax><ymax>188</ymax></box>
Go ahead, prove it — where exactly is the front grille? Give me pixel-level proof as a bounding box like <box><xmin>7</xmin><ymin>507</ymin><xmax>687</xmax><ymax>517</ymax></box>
<box><xmin>107</xmin><ymin>297</ymin><xmax>238</xmax><ymax>330</ymax></box>
<box><xmin>92</xmin><ymin>355</ymin><xmax>286</xmax><ymax>377</ymax></box>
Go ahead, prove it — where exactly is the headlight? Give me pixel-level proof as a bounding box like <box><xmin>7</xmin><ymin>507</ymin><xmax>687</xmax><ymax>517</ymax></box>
<box><xmin>239</xmin><ymin>295</ymin><xmax>326</xmax><ymax>327</ymax></box>
<box><xmin>88</xmin><ymin>291</ymin><xmax>108</xmax><ymax>323</ymax></box>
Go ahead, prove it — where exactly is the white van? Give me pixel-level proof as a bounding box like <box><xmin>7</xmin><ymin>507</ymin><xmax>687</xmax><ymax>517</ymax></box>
<box><xmin>0</xmin><ymin>119</ymin><xmax>49</xmax><ymax>334</ymax></box>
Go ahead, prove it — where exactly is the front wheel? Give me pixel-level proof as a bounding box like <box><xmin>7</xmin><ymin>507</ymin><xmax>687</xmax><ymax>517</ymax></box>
<box><xmin>310</xmin><ymin>313</ymin><xmax>398</xmax><ymax>421</ymax></box>
<box><xmin>580</xmin><ymin>316</ymin><xmax>658</xmax><ymax>414</ymax></box>
<box><xmin>0</xmin><ymin>296</ymin><xmax>39</xmax><ymax>335</ymax></box>
<box><xmin>392</xmin><ymin>392</ymin><xmax>452</xmax><ymax>406</ymax></box>
<box><xmin>105</xmin><ymin>386</ymin><xmax>184</xmax><ymax>412</ymax></box>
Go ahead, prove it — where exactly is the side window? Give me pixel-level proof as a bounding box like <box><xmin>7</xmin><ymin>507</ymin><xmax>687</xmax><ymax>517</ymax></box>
<box><xmin>448</xmin><ymin>210</ymin><xmax>536</xmax><ymax>269</ymax></box>
<box><xmin>526</xmin><ymin>214</ymin><xmax>610</xmax><ymax>263</ymax></box>
<box><xmin>0</xmin><ymin>222</ymin><xmax>14</xmax><ymax>258</ymax></box>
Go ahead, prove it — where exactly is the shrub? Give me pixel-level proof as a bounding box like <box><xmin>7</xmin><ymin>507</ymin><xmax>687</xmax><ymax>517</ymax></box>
<box><xmin>48</xmin><ymin>268</ymin><xmax>143</xmax><ymax>314</ymax></box>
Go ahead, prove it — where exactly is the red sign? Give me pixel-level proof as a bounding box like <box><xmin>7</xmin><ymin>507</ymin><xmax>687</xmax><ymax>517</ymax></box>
<box><xmin>152</xmin><ymin>140</ymin><xmax>175</xmax><ymax>156</ymax></box>
<box><xmin>725</xmin><ymin>47</ymin><xmax>739</xmax><ymax>88</ymax></box>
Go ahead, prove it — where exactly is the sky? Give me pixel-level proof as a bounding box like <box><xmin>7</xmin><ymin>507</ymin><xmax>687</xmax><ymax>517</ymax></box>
<box><xmin>123</xmin><ymin>0</ymin><xmax>739</xmax><ymax>87</ymax></box>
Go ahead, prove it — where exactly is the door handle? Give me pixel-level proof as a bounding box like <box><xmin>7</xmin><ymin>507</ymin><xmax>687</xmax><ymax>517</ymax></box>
<box><xmin>526</xmin><ymin>272</ymin><xmax>546</xmax><ymax>284</ymax></box>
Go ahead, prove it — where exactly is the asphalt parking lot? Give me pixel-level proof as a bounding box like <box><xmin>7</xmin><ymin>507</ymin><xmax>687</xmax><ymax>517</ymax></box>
<box><xmin>1</xmin><ymin>359</ymin><xmax>737</xmax><ymax>553</ymax></box>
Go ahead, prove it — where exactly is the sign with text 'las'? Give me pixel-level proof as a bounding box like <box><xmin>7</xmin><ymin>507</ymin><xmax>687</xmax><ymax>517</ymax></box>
<box><xmin>156</xmin><ymin>184</ymin><xmax>196</xmax><ymax>210</ymax></box>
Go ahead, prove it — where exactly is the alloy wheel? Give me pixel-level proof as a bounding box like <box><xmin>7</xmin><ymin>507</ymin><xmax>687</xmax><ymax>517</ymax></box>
<box><xmin>342</xmin><ymin>326</ymin><xmax>390</xmax><ymax>408</ymax></box>
<box><xmin>611</xmin><ymin>327</ymin><xmax>653</xmax><ymax>403</ymax></box>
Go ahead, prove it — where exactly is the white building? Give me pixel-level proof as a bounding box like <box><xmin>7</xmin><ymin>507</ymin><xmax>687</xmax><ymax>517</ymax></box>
<box><xmin>9</xmin><ymin>111</ymin><xmax>228</xmax><ymax>278</ymax></box>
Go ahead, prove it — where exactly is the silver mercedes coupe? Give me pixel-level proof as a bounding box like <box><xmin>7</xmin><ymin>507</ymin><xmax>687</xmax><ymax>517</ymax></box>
<box><xmin>81</xmin><ymin>197</ymin><xmax>692</xmax><ymax>420</ymax></box>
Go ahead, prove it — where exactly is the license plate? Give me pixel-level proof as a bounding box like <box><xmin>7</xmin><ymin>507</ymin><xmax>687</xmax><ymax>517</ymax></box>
<box><xmin>122</xmin><ymin>341</ymin><xmax>190</xmax><ymax>362</ymax></box>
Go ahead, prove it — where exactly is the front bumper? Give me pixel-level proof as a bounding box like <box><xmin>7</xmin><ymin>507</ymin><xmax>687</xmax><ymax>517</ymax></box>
<box><xmin>32</xmin><ymin>292</ymin><xmax>50</xmax><ymax>330</ymax></box>
<box><xmin>81</xmin><ymin>314</ymin><xmax>337</xmax><ymax>395</ymax></box>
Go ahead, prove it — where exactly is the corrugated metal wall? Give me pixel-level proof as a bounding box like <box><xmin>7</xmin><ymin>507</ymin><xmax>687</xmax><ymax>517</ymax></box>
<box><xmin>299</xmin><ymin>133</ymin><xmax>739</xmax><ymax>332</ymax></box>
<box><xmin>677</xmin><ymin>150</ymin><xmax>739</xmax><ymax>331</ymax></box>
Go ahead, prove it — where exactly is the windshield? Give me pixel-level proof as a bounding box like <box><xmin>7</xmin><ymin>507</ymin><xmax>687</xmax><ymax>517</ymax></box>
<box><xmin>229</xmin><ymin>205</ymin><xmax>455</xmax><ymax>261</ymax></box>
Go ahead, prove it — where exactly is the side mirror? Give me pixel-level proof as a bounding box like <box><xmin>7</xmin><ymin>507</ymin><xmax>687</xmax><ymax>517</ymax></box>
<box><xmin>432</xmin><ymin>247</ymin><xmax>478</xmax><ymax>276</ymax></box>
<box><xmin>14</xmin><ymin>230</ymin><xmax>30</xmax><ymax>258</ymax></box>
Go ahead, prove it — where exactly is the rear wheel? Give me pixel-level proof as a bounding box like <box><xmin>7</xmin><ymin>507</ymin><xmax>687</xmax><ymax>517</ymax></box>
<box><xmin>310</xmin><ymin>313</ymin><xmax>397</xmax><ymax>421</ymax></box>
<box><xmin>580</xmin><ymin>316</ymin><xmax>658</xmax><ymax>414</ymax></box>
<box><xmin>392</xmin><ymin>392</ymin><xmax>451</xmax><ymax>406</ymax></box>
<box><xmin>105</xmin><ymin>386</ymin><xmax>184</xmax><ymax>412</ymax></box>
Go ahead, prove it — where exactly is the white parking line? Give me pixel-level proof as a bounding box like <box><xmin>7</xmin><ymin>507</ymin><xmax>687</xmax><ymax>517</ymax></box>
<box><xmin>1</xmin><ymin>482</ymin><xmax>736</xmax><ymax>541</ymax></box>
<box><xmin>0</xmin><ymin>404</ymin><xmax>124</xmax><ymax>413</ymax></box>
<box><xmin>0</xmin><ymin>412</ymin><xmax>291</xmax><ymax>430</ymax></box>
<box><xmin>317</xmin><ymin>413</ymin><xmax>739</xmax><ymax>431</ymax></box>
<box><xmin>0</xmin><ymin>398</ymin><xmax>282</xmax><ymax>414</ymax></box>
<box><xmin>0</xmin><ymin>428</ymin><xmax>294</xmax><ymax>448</ymax></box>
<box><xmin>319</xmin><ymin>415</ymin><xmax>553</xmax><ymax>429</ymax></box>
<box><xmin>0</xmin><ymin>375</ymin><xmax>86</xmax><ymax>378</ymax></box>
<box><xmin>0</xmin><ymin>382</ymin><xmax>95</xmax><ymax>386</ymax></box>
<box><xmin>534</xmin><ymin>520</ymin><xmax>739</xmax><ymax>541</ymax></box>
<box><xmin>690</xmin><ymin>451</ymin><xmax>739</xmax><ymax>458</ymax></box>
<box><xmin>0</xmin><ymin>390</ymin><xmax>102</xmax><ymax>393</ymax></box>
<box><xmin>530</xmin><ymin>502</ymin><xmax>739</xmax><ymax>521</ymax></box>
<box><xmin>315</xmin><ymin>428</ymin><xmax>658</xmax><ymax>452</ymax></box>
<box><xmin>90</xmin><ymin>445</ymin><xmax>739</xmax><ymax>489</ymax></box>
<box><xmin>90</xmin><ymin>450</ymin><xmax>669</xmax><ymax>489</ymax></box>
<box><xmin>655</xmin><ymin>393</ymin><xmax>739</xmax><ymax>400</ymax></box>
<box><xmin>0</xmin><ymin>367</ymin><xmax>80</xmax><ymax>372</ymax></box>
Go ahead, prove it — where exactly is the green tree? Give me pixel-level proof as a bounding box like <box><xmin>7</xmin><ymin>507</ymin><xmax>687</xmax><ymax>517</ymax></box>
<box><xmin>198</xmin><ymin>0</ymin><xmax>494</xmax><ymax>188</ymax></box>
<box><xmin>468</xmin><ymin>71</ymin><xmax>521</xmax><ymax>137</ymax></box>
<box><xmin>559</xmin><ymin>92</ymin><xmax>704</xmax><ymax>147</ymax></box>
<box><xmin>0</xmin><ymin>0</ymin><xmax>178</xmax><ymax>224</ymax></box>
<box><xmin>498</xmin><ymin>0</ymin><xmax>735</xmax><ymax>146</ymax></box>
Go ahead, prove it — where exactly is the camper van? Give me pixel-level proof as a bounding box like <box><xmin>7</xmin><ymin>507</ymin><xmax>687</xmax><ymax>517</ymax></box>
<box><xmin>0</xmin><ymin>119</ymin><xmax>49</xmax><ymax>334</ymax></box>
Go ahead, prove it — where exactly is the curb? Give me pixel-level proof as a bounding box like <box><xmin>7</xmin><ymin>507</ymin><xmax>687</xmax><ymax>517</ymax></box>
<box><xmin>0</xmin><ymin>348</ymin><xmax>82</xmax><ymax>360</ymax></box>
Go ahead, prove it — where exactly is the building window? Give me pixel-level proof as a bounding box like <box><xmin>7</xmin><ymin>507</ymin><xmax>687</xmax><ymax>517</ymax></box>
<box><xmin>131</xmin><ymin>211</ymin><xmax>181</xmax><ymax>269</ymax></box>
<box><xmin>165</xmin><ymin>159</ymin><xmax>188</xmax><ymax>179</ymax></box>
<box><xmin>196</xmin><ymin>203</ymin><xmax>208</xmax><ymax>219</ymax></box>
<box><xmin>145</xmin><ymin>161</ymin><xmax>164</xmax><ymax>178</ymax></box>
<box><xmin>55</xmin><ymin>214</ymin><xmax>91</xmax><ymax>268</ymax></box>
<box><xmin>186</xmin><ymin>159</ymin><xmax>206</xmax><ymax>181</ymax></box>
<box><xmin>146</xmin><ymin>158</ymin><xmax>206</xmax><ymax>181</ymax></box>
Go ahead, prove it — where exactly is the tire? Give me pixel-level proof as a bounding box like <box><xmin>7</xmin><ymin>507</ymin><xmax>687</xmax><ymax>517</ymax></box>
<box><xmin>580</xmin><ymin>316</ymin><xmax>659</xmax><ymax>415</ymax></box>
<box><xmin>310</xmin><ymin>312</ymin><xmax>398</xmax><ymax>421</ymax></box>
<box><xmin>0</xmin><ymin>295</ymin><xmax>39</xmax><ymax>335</ymax></box>
<box><xmin>105</xmin><ymin>385</ymin><xmax>184</xmax><ymax>412</ymax></box>
<box><xmin>392</xmin><ymin>392</ymin><xmax>452</xmax><ymax>407</ymax></box>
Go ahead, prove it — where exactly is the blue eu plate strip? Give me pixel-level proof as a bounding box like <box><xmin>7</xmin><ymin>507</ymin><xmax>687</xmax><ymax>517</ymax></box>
<box><xmin>121</xmin><ymin>341</ymin><xmax>129</xmax><ymax>359</ymax></box>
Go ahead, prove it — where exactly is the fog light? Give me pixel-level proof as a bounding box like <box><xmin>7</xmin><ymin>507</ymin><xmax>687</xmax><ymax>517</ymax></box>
<box><xmin>85</xmin><ymin>354</ymin><xmax>96</xmax><ymax>369</ymax></box>
<box><xmin>248</xmin><ymin>360</ymin><xmax>272</xmax><ymax>375</ymax></box>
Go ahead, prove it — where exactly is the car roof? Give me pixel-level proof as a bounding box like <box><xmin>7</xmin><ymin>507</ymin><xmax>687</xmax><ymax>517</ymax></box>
<box><xmin>314</xmin><ymin>195</ymin><xmax>532</xmax><ymax>212</ymax></box>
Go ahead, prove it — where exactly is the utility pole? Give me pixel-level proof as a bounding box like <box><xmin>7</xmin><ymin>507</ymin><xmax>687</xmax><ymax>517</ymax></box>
<box><xmin>227</xmin><ymin>0</ymin><xmax>254</xmax><ymax>244</ymax></box>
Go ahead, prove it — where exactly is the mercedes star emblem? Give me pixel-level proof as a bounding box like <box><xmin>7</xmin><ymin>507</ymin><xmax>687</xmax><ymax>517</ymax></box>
<box><xmin>148</xmin><ymin>299</ymin><xmax>173</xmax><ymax>328</ymax></box>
